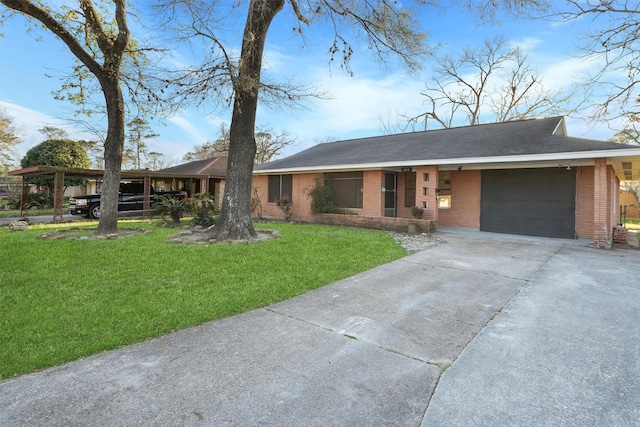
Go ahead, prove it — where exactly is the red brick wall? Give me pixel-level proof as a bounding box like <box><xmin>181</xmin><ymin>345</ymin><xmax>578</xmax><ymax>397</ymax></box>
<box><xmin>362</xmin><ymin>170</ymin><xmax>383</xmax><ymax>217</ymax></box>
<box><xmin>251</xmin><ymin>174</ymin><xmax>269</xmax><ymax>216</ymax></box>
<box><xmin>252</xmin><ymin>173</ymin><xmax>316</xmax><ymax>221</ymax></box>
<box><xmin>414</xmin><ymin>166</ymin><xmax>438</xmax><ymax>221</ymax></box>
<box><xmin>310</xmin><ymin>213</ymin><xmax>436</xmax><ymax>233</ymax></box>
<box><xmin>254</xmin><ymin>165</ymin><xmax>614</xmax><ymax>247</ymax></box>
<box><xmin>438</xmin><ymin>170</ymin><xmax>481</xmax><ymax>229</ymax></box>
<box><xmin>575</xmin><ymin>166</ymin><xmax>594</xmax><ymax>239</ymax></box>
<box><xmin>593</xmin><ymin>159</ymin><xmax>617</xmax><ymax>248</ymax></box>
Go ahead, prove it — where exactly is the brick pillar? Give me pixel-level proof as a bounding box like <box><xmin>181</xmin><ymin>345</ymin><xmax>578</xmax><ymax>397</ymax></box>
<box><xmin>363</xmin><ymin>170</ymin><xmax>384</xmax><ymax>216</ymax></box>
<box><xmin>53</xmin><ymin>171</ymin><xmax>65</xmax><ymax>223</ymax></box>
<box><xmin>143</xmin><ymin>175</ymin><xmax>152</xmax><ymax>219</ymax></box>
<box><xmin>415</xmin><ymin>166</ymin><xmax>438</xmax><ymax>222</ymax></box>
<box><xmin>593</xmin><ymin>158</ymin><xmax>611</xmax><ymax>248</ymax></box>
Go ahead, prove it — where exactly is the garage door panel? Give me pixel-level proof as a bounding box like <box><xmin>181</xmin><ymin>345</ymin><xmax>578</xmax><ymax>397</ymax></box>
<box><xmin>481</xmin><ymin>169</ymin><xmax>576</xmax><ymax>239</ymax></box>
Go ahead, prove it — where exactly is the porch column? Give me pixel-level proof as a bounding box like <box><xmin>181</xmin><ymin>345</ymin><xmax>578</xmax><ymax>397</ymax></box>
<box><xmin>20</xmin><ymin>176</ymin><xmax>28</xmax><ymax>216</ymax></box>
<box><xmin>415</xmin><ymin>166</ymin><xmax>438</xmax><ymax>222</ymax></box>
<box><xmin>143</xmin><ymin>175</ymin><xmax>152</xmax><ymax>218</ymax></box>
<box><xmin>593</xmin><ymin>158</ymin><xmax>611</xmax><ymax>248</ymax></box>
<box><xmin>363</xmin><ymin>171</ymin><xmax>384</xmax><ymax>217</ymax></box>
<box><xmin>53</xmin><ymin>171</ymin><xmax>65</xmax><ymax>223</ymax></box>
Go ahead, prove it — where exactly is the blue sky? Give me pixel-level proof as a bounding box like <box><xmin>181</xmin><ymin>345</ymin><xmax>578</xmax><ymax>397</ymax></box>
<box><xmin>0</xmin><ymin>2</ymin><xmax>621</xmax><ymax>167</ymax></box>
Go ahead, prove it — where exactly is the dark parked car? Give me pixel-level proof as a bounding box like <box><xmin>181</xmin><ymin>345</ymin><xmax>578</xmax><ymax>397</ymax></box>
<box><xmin>68</xmin><ymin>182</ymin><xmax>188</xmax><ymax>219</ymax></box>
<box><xmin>0</xmin><ymin>190</ymin><xmax>11</xmax><ymax>200</ymax></box>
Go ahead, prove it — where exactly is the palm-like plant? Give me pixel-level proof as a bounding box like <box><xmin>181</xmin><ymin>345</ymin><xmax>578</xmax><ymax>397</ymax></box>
<box><xmin>152</xmin><ymin>196</ymin><xmax>190</xmax><ymax>223</ymax></box>
<box><xmin>190</xmin><ymin>193</ymin><xmax>216</xmax><ymax>217</ymax></box>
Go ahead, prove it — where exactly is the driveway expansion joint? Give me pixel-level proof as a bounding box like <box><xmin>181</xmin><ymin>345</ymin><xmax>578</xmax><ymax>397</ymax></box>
<box><xmin>264</xmin><ymin>307</ymin><xmax>449</xmax><ymax>368</ymax></box>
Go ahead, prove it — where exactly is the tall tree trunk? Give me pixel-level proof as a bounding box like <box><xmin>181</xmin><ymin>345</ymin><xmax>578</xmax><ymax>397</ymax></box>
<box><xmin>96</xmin><ymin>76</ymin><xmax>126</xmax><ymax>234</ymax></box>
<box><xmin>209</xmin><ymin>0</ymin><xmax>284</xmax><ymax>240</ymax></box>
<box><xmin>0</xmin><ymin>0</ymin><xmax>130</xmax><ymax>236</ymax></box>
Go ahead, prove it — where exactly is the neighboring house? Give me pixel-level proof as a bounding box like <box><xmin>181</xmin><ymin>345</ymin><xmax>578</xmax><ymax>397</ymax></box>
<box><xmin>156</xmin><ymin>157</ymin><xmax>228</xmax><ymax>210</ymax></box>
<box><xmin>253</xmin><ymin>116</ymin><xmax>640</xmax><ymax>248</ymax></box>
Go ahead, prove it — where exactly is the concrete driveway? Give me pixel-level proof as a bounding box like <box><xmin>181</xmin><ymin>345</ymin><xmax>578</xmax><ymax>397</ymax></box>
<box><xmin>0</xmin><ymin>229</ymin><xmax>638</xmax><ymax>426</ymax></box>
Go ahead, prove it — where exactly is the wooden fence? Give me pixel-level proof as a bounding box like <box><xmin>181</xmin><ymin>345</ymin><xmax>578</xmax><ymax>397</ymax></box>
<box><xmin>623</xmin><ymin>205</ymin><xmax>640</xmax><ymax>220</ymax></box>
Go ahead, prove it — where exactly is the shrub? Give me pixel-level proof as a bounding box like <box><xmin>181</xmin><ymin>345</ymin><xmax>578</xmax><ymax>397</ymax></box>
<box><xmin>411</xmin><ymin>206</ymin><xmax>424</xmax><ymax>219</ymax></box>
<box><xmin>308</xmin><ymin>174</ymin><xmax>337</xmax><ymax>213</ymax></box>
<box><xmin>189</xmin><ymin>193</ymin><xmax>215</xmax><ymax>218</ymax></box>
<box><xmin>152</xmin><ymin>196</ymin><xmax>190</xmax><ymax>223</ymax></box>
<box><xmin>275</xmin><ymin>197</ymin><xmax>293</xmax><ymax>222</ymax></box>
<box><xmin>251</xmin><ymin>188</ymin><xmax>263</xmax><ymax>220</ymax></box>
<box><xmin>190</xmin><ymin>214</ymin><xmax>216</xmax><ymax>228</ymax></box>
<box><xmin>341</xmin><ymin>210</ymin><xmax>359</xmax><ymax>216</ymax></box>
<box><xmin>7</xmin><ymin>193</ymin><xmax>53</xmax><ymax>210</ymax></box>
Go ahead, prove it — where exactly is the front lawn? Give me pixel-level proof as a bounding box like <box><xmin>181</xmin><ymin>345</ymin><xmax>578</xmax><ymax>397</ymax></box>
<box><xmin>624</xmin><ymin>218</ymin><xmax>640</xmax><ymax>230</ymax></box>
<box><xmin>0</xmin><ymin>221</ymin><xmax>406</xmax><ymax>378</ymax></box>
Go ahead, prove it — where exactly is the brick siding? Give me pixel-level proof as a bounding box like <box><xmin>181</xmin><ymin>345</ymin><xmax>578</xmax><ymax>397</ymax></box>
<box><xmin>307</xmin><ymin>213</ymin><xmax>436</xmax><ymax>233</ymax></box>
<box><xmin>575</xmin><ymin>166</ymin><xmax>594</xmax><ymax>239</ymax></box>
<box><xmin>437</xmin><ymin>170</ymin><xmax>481</xmax><ymax>229</ymax></box>
<box><xmin>254</xmin><ymin>163</ymin><xmax>613</xmax><ymax>246</ymax></box>
<box><xmin>592</xmin><ymin>159</ymin><xmax>620</xmax><ymax>248</ymax></box>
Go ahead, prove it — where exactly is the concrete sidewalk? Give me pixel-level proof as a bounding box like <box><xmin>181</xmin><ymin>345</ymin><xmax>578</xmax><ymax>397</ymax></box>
<box><xmin>0</xmin><ymin>213</ymin><xmax>81</xmax><ymax>226</ymax></box>
<box><xmin>0</xmin><ymin>230</ymin><xmax>638</xmax><ymax>426</ymax></box>
<box><xmin>0</xmin><ymin>212</ymin><xmax>142</xmax><ymax>226</ymax></box>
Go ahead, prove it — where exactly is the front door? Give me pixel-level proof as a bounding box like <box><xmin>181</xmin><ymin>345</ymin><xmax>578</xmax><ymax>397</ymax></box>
<box><xmin>384</xmin><ymin>172</ymin><xmax>397</xmax><ymax>217</ymax></box>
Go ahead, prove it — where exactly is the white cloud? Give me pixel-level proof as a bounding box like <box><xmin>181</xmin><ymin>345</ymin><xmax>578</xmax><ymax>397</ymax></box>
<box><xmin>0</xmin><ymin>100</ymin><xmax>97</xmax><ymax>157</ymax></box>
<box><xmin>510</xmin><ymin>37</ymin><xmax>543</xmax><ymax>51</ymax></box>
<box><xmin>166</xmin><ymin>115</ymin><xmax>211</xmax><ymax>146</ymax></box>
<box><xmin>565</xmin><ymin>115</ymin><xmax>616</xmax><ymax>141</ymax></box>
<box><xmin>262</xmin><ymin>70</ymin><xmax>425</xmax><ymax>154</ymax></box>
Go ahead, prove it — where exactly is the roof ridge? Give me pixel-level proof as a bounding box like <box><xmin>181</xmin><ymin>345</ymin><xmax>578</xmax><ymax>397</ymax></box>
<box><xmin>315</xmin><ymin>116</ymin><xmax>564</xmax><ymax>147</ymax></box>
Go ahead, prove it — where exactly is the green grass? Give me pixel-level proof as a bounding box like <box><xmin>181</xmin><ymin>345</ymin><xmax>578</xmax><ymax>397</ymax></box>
<box><xmin>624</xmin><ymin>220</ymin><xmax>640</xmax><ymax>245</ymax></box>
<box><xmin>0</xmin><ymin>221</ymin><xmax>406</xmax><ymax>378</ymax></box>
<box><xmin>624</xmin><ymin>219</ymin><xmax>640</xmax><ymax>230</ymax></box>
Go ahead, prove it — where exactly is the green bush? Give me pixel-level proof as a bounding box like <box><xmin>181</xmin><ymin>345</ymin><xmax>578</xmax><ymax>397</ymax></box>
<box><xmin>152</xmin><ymin>196</ymin><xmax>190</xmax><ymax>223</ymax></box>
<box><xmin>275</xmin><ymin>197</ymin><xmax>293</xmax><ymax>222</ymax></box>
<box><xmin>190</xmin><ymin>214</ymin><xmax>216</xmax><ymax>228</ymax></box>
<box><xmin>308</xmin><ymin>174</ymin><xmax>337</xmax><ymax>213</ymax></box>
<box><xmin>7</xmin><ymin>193</ymin><xmax>54</xmax><ymax>210</ymax></box>
<box><xmin>411</xmin><ymin>206</ymin><xmax>424</xmax><ymax>219</ymax></box>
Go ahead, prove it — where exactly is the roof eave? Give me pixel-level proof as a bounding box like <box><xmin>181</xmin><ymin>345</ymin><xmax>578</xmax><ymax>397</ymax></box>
<box><xmin>253</xmin><ymin>148</ymin><xmax>640</xmax><ymax>175</ymax></box>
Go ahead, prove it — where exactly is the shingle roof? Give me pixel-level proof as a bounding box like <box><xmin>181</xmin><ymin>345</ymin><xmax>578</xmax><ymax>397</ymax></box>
<box><xmin>157</xmin><ymin>157</ymin><xmax>228</xmax><ymax>177</ymax></box>
<box><xmin>255</xmin><ymin>117</ymin><xmax>637</xmax><ymax>172</ymax></box>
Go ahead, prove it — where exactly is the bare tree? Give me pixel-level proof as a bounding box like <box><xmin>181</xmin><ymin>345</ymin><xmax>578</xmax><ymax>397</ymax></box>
<box><xmin>610</xmin><ymin>114</ymin><xmax>640</xmax><ymax>145</ymax></box>
<box><xmin>158</xmin><ymin>0</ymin><xmax>430</xmax><ymax>239</ymax></box>
<box><xmin>183</xmin><ymin>123</ymin><xmax>295</xmax><ymax>164</ymax></box>
<box><xmin>0</xmin><ymin>109</ymin><xmax>21</xmax><ymax>173</ymax></box>
<box><xmin>158</xmin><ymin>1</ymin><xmax>548</xmax><ymax>240</ymax></box>
<box><xmin>0</xmin><ymin>0</ymin><xmax>130</xmax><ymax>234</ymax></box>
<box><xmin>405</xmin><ymin>36</ymin><xmax>574</xmax><ymax>130</ymax></box>
<box><xmin>621</xmin><ymin>180</ymin><xmax>640</xmax><ymax>202</ymax></box>
<box><xmin>255</xmin><ymin>128</ymin><xmax>296</xmax><ymax>164</ymax></box>
<box><xmin>38</xmin><ymin>126</ymin><xmax>69</xmax><ymax>140</ymax></box>
<box><xmin>183</xmin><ymin>124</ymin><xmax>230</xmax><ymax>163</ymax></box>
<box><xmin>145</xmin><ymin>151</ymin><xmax>169</xmax><ymax>170</ymax></box>
<box><xmin>558</xmin><ymin>1</ymin><xmax>640</xmax><ymax>121</ymax></box>
<box><xmin>57</xmin><ymin>117</ymin><xmax>106</xmax><ymax>168</ymax></box>
<box><xmin>124</xmin><ymin>117</ymin><xmax>158</xmax><ymax>169</ymax></box>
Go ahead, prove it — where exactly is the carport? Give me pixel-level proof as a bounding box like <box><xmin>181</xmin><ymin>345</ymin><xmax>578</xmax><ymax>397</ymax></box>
<box><xmin>8</xmin><ymin>166</ymin><xmax>211</xmax><ymax>222</ymax></box>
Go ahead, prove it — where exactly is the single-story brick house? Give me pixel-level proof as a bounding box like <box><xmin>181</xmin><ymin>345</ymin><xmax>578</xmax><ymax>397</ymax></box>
<box><xmin>253</xmin><ymin>117</ymin><xmax>640</xmax><ymax>248</ymax></box>
<box><xmin>156</xmin><ymin>157</ymin><xmax>228</xmax><ymax>210</ymax></box>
